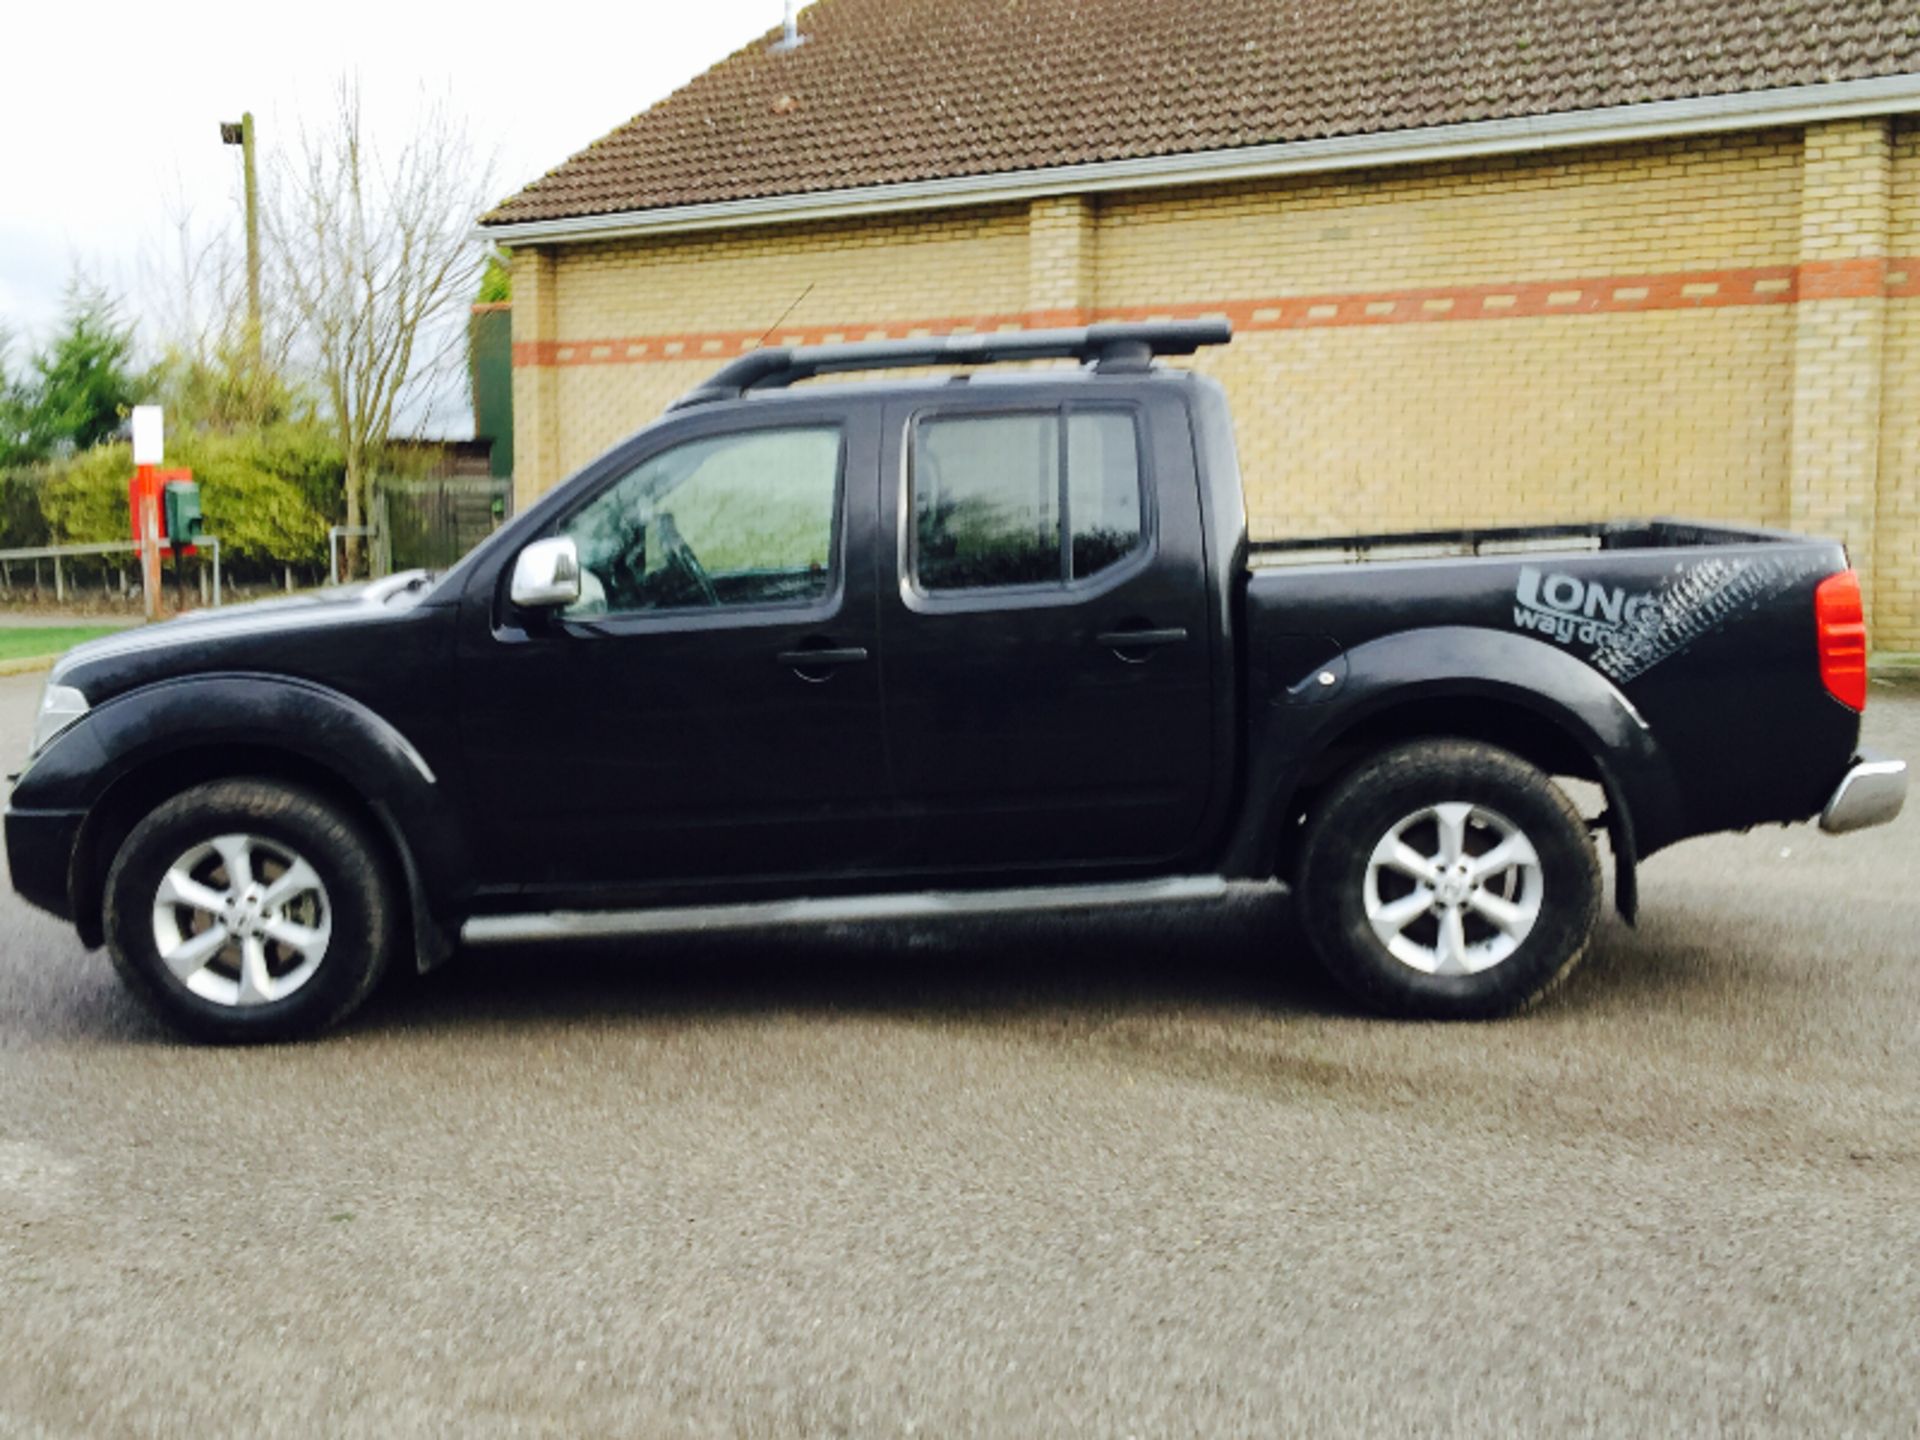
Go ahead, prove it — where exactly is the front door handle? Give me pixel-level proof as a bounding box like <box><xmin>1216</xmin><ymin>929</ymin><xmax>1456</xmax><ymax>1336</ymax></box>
<box><xmin>776</xmin><ymin>645</ymin><xmax>870</xmax><ymax>678</ymax></box>
<box><xmin>1096</xmin><ymin>627</ymin><xmax>1188</xmax><ymax>652</ymax></box>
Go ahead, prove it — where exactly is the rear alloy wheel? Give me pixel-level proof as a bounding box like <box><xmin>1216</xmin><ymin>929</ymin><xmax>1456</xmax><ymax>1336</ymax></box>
<box><xmin>104</xmin><ymin>779</ymin><xmax>395</xmax><ymax>1042</ymax></box>
<box><xmin>1296</xmin><ymin>740</ymin><xmax>1600</xmax><ymax>1019</ymax></box>
<box><xmin>1363</xmin><ymin>802</ymin><xmax>1543</xmax><ymax>976</ymax></box>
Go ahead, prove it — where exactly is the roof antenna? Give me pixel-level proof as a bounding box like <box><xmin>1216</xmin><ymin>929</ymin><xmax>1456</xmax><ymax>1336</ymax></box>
<box><xmin>757</xmin><ymin>281</ymin><xmax>815</xmax><ymax>348</ymax></box>
<box><xmin>772</xmin><ymin>0</ymin><xmax>806</xmax><ymax>51</ymax></box>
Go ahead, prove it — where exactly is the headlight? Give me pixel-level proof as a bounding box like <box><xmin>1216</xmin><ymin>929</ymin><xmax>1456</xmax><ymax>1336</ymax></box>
<box><xmin>30</xmin><ymin>683</ymin><xmax>88</xmax><ymax>759</ymax></box>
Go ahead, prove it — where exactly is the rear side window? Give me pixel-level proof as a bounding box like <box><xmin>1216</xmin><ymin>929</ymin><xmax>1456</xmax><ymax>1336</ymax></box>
<box><xmin>913</xmin><ymin>409</ymin><xmax>1145</xmax><ymax>593</ymax></box>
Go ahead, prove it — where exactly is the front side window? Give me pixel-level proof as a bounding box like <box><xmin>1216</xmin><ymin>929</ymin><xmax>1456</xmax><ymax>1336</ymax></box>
<box><xmin>561</xmin><ymin>425</ymin><xmax>842</xmax><ymax>618</ymax></box>
<box><xmin>913</xmin><ymin>409</ymin><xmax>1144</xmax><ymax>593</ymax></box>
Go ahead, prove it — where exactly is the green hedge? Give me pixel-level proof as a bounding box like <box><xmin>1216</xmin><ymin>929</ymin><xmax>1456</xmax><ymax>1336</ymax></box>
<box><xmin>3</xmin><ymin>426</ymin><xmax>344</xmax><ymax>572</ymax></box>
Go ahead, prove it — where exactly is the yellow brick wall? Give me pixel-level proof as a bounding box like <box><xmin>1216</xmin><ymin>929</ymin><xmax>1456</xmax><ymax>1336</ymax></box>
<box><xmin>520</xmin><ymin>207</ymin><xmax>1029</xmax><ymax>487</ymax></box>
<box><xmin>553</xmin><ymin>207</ymin><xmax>1030</xmax><ymax>337</ymax></box>
<box><xmin>1200</xmin><ymin>311</ymin><xmax>1796</xmax><ymax>537</ymax></box>
<box><xmin>1027</xmin><ymin>195</ymin><xmax>1096</xmax><ymax>320</ymax></box>
<box><xmin>508</xmin><ymin>248</ymin><xmax>559</xmax><ymax>514</ymax></box>
<box><xmin>1880</xmin><ymin>121</ymin><xmax>1919</xmax><ymax>653</ymax></box>
<box><xmin>1097</xmin><ymin>132</ymin><xmax>1804</xmax><ymax>295</ymax></box>
<box><xmin>513</xmin><ymin>124</ymin><xmax>1919</xmax><ymax>649</ymax></box>
<box><xmin>1791</xmin><ymin>119</ymin><xmax>1891</xmax><ymax>636</ymax></box>
<box><xmin>1099</xmin><ymin>134</ymin><xmax>1804</xmax><ymax>538</ymax></box>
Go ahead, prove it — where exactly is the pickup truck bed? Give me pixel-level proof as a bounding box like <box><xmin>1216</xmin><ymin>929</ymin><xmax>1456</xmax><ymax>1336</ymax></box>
<box><xmin>1240</xmin><ymin>517</ymin><xmax>1859</xmax><ymax>863</ymax></box>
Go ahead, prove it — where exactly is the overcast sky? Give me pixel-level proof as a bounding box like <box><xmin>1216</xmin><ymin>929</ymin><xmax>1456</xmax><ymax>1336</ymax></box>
<box><xmin>0</xmin><ymin>0</ymin><xmax>800</xmax><ymax>343</ymax></box>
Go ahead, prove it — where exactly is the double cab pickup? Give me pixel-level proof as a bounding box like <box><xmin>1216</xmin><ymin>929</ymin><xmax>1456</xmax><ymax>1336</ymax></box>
<box><xmin>5</xmin><ymin>322</ymin><xmax>1906</xmax><ymax>1040</ymax></box>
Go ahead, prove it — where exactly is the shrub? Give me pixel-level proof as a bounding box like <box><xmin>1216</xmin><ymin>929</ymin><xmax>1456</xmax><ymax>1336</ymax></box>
<box><xmin>34</xmin><ymin>425</ymin><xmax>343</xmax><ymax>571</ymax></box>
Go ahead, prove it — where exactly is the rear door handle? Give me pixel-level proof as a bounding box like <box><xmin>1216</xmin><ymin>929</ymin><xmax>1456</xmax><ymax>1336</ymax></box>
<box><xmin>1095</xmin><ymin>627</ymin><xmax>1188</xmax><ymax>651</ymax></box>
<box><xmin>776</xmin><ymin>646</ymin><xmax>870</xmax><ymax>668</ymax></box>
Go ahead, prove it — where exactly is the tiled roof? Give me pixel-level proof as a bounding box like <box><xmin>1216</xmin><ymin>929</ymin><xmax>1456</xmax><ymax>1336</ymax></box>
<box><xmin>483</xmin><ymin>0</ymin><xmax>1920</xmax><ymax>226</ymax></box>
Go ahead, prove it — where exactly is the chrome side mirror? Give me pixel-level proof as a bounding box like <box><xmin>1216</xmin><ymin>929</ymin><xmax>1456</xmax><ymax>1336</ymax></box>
<box><xmin>510</xmin><ymin>536</ymin><xmax>582</xmax><ymax>609</ymax></box>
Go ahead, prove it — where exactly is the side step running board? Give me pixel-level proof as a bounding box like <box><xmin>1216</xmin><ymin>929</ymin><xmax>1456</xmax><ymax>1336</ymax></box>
<box><xmin>460</xmin><ymin>876</ymin><xmax>1267</xmax><ymax>946</ymax></box>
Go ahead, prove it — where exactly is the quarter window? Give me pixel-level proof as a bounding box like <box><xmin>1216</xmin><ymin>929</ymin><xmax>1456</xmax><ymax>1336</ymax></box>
<box><xmin>913</xmin><ymin>410</ymin><xmax>1144</xmax><ymax>593</ymax></box>
<box><xmin>1067</xmin><ymin>411</ymin><xmax>1144</xmax><ymax>580</ymax></box>
<box><xmin>561</xmin><ymin>426</ymin><xmax>841</xmax><ymax>617</ymax></box>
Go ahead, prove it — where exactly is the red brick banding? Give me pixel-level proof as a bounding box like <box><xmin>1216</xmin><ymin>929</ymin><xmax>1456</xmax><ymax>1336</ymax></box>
<box><xmin>513</xmin><ymin>256</ymin><xmax>1920</xmax><ymax>368</ymax></box>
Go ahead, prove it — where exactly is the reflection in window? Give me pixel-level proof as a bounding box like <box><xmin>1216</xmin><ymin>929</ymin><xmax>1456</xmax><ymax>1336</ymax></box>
<box><xmin>913</xmin><ymin>410</ymin><xmax>1143</xmax><ymax>592</ymax></box>
<box><xmin>562</xmin><ymin>426</ymin><xmax>841</xmax><ymax>617</ymax></box>
<box><xmin>1068</xmin><ymin>412</ymin><xmax>1143</xmax><ymax>580</ymax></box>
<box><xmin>914</xmin><ymin>414</ymin><xmax>1060</xmax><ymax>590</ymax></box>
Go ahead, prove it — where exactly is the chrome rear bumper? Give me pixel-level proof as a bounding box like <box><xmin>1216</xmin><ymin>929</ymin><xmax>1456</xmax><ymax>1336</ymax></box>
<box><xmin>1820</xmin><ymin>752</ymin><xmax>1908</xmax><ymax>835</ymax></box>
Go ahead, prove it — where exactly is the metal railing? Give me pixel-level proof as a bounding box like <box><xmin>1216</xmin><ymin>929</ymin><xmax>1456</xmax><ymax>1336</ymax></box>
<box><xmin>0</xmin><ymin>538</ymin><xmax>224</xmax><ymax>606</ymax></box>
<box><xmin>327</xmin><ymin>526</ymin><xmax>379</xmax><ymax>586</ymax></box>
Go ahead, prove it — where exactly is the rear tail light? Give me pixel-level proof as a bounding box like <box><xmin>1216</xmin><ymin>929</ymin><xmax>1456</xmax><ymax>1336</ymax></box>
<box><xmin>1815</xmin><ymin>569</ymin><xmax>1868</xmax><ymax>711</ymax></box>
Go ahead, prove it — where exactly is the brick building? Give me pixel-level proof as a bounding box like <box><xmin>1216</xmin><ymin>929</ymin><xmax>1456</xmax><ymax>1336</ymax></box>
<box><xmin>479</xmin><ymin>0</ymin><xmax>1920</xmax><ymax>653</ymax></box>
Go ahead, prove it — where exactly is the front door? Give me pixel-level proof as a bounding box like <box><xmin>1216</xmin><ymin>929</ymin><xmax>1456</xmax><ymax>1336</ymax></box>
<box><xmin>455</xmin><ymin>403</ymin><xmax>894</xmax><ymax>901</ymax></box>
<box><xmin>876</xmin><ymin>390</ymin><xmax>1217</xmax><ymax>875</ymax></box>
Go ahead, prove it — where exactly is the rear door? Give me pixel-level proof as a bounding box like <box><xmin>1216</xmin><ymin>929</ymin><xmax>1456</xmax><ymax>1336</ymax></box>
<box><xmin>876</xmin><ymin>387</ymin><xmax>1216</xmax><ymax>873</ymax></box>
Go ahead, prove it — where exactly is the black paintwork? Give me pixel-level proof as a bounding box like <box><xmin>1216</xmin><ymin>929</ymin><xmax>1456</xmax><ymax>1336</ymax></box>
<box><xmin>4</xmin><ymin>363</ymin><xmax>1864</xmax><ymax>960</ymax></box>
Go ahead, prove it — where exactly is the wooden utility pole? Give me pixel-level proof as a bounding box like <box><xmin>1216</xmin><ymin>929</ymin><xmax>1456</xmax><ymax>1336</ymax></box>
<box><xmin>139</xmin><ymin>476</ymin><xmax>162</xmax><ymax>622</ymax></box>
<box><xmin>221</xmin><ymin>112</ymin><xmax>263</xmax><ymax>367</ymax></box>
<box><xmin>242</xmin><ymin>112</ymin><xmax>261</xmax><ymax>365</ymax></box>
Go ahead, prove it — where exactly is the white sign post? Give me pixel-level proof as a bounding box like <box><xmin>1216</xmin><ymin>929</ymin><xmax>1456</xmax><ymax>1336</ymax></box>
<box><xmin>131</xmin><ymin>406</ymin><xmax>164</xmax><ymax>466</ymax></box>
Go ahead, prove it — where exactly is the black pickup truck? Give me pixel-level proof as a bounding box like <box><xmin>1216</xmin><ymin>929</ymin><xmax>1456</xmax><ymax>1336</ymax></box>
<box><xmin>6</xmin><ymin>322</ymin><xmax>1906</xmax><ymax>1041</ymax></box>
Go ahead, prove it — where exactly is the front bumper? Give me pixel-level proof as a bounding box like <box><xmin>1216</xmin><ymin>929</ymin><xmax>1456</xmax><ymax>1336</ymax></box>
<box><xmin>1819</xmin><ymin>752</ymin><xmax>1908</xmax><ymax>835</ymax></box>
<box><xmin>3</xmin><ymin>805</ymin><xmax>85</xmax><ymax>922</ymax></box>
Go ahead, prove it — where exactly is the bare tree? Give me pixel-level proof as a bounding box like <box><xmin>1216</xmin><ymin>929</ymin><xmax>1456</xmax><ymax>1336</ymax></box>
<box><xmin>266</xmin><ymin>80</ymin><xmax>491</xmax><ymax>577</ymax></box>
<box><xmin>140</xmin><ymin>191</ymin><xmax>299</xmax><ymax>430</ymax></box>
<box><xmin>142</xmin><ymin>194</ymin><xmax>232</xmax><ymax>363</ymax></box>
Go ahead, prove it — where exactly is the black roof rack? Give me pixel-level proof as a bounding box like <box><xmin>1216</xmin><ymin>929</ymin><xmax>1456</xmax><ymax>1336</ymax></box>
<box><xmin>668</xmin><ymin>319</ymin><xmax>1231</xmax><ymax>410</ymax></box>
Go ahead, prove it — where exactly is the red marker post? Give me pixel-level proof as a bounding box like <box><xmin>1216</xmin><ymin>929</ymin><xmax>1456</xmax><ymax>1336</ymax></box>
<box><xmin>130</xmin><ymin>407</ymin><xmax>165</xmax><ymax>621</ymax></box>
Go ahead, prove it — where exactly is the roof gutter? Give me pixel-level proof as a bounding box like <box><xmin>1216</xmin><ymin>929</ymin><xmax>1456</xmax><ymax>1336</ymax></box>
<box><xmin>476</xmin><ymin>71</ymin><xmax>1920</xmax><ymax>245</ymax></box>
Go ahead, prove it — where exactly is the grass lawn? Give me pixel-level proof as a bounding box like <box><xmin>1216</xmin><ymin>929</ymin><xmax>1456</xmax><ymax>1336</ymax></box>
<box><xmin>0</xmin><ymin>627</ymin><xmax>124</xmax><ymax>663</ymax></box>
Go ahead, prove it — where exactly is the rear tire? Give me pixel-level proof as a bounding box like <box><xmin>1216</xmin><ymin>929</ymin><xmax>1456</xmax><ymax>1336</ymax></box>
<box><xmin>103</xmin><ymin>779</ymin><xmax>396</xmax><ymax>1043</ymax></box>
<box><xmin>1295</xmin><ymin>739</ymin><xmax>1600</xmax><ymax>1019</ymax></box>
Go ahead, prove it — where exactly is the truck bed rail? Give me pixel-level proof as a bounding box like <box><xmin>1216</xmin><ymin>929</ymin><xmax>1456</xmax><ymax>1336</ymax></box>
<box><xmin>1247</xmin><ymin>519</ymin><xmax>1792</xmax><ymax>569</ymax></box>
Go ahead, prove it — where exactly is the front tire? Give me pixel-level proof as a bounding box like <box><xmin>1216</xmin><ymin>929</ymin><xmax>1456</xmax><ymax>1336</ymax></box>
<box><xmin>103</xmin><ymin>779</ymin><xmax>396</xmax><ymax>1043</ymax></box>
<box><xmin>1296</xmin><ymin>740</ymin><xmax>1601</xmax><ymax>1019</ymax></box>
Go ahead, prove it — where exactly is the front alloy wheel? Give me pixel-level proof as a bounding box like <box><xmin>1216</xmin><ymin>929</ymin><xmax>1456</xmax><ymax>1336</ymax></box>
<box><xmin>152</xmin><ymin>833</ymin><xmax>334</xmax><ymax>1007</ymax></box>
<box><xmin>104</xmin><ymin>779</ymin><xmax>395</xmax><ymax>1043</ymax></box>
